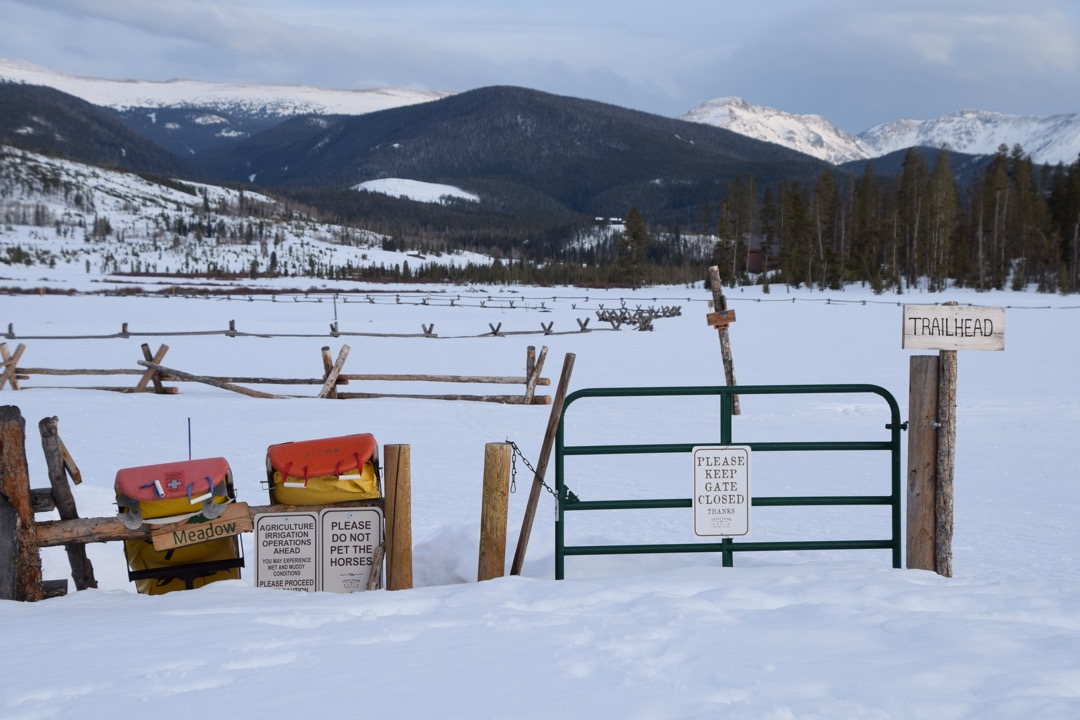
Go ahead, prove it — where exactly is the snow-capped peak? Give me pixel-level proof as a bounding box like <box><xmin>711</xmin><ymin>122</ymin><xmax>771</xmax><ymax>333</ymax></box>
<box><xmin>859</xmin><ymin>109</ymin><xmax>1080</xmax><ymax>166</ymax></box>
<box><xmin>681</xmin><ymin>96</ymin><xmax>870</xmax><ymax>165</ymax></box>
<box><xmin>682</xmin><ymin>95</ymin><xmax>1080</xmax><ymax>166</ymax></box>
<box><xmin>0</xmin><ymin>58</ymin><xmax>450</xmax><ymax>117</ymax></box>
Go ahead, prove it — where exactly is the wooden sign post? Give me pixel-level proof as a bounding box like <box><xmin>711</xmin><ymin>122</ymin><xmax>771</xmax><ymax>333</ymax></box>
<box><xmin>707</xmin><ymin>266</ymin><xmax>740</xmax><ymax>415</ymax></box>
<box><xmin>903</xmin><ymin>302</ymin><xmax>1004</xmax><ymax>577</ymax></box>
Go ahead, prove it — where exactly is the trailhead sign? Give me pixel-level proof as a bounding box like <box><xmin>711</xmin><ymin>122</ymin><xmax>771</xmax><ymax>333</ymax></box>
<box><xmin>902</xmin><ymin>304</ymin><xmax>1005</xmax><ymax>351</ymax></box>
<box><xmin>692</xmin><ymin>446</ymin><xmax>751</xmax><ymax>537</ymax></box>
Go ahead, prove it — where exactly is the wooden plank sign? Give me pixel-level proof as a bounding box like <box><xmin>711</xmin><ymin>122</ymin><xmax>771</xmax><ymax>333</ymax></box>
<box><xmin>902</xmin><ymin>305</ymin><xmax>1005</xmax><ymax>351</ymax></box>
<box><xmin>151</xmin><ymin>502</ymin><xmax>252</xmax><ymax>551</ymax></box>
<box><xmin>706</xmin><ymin>309</ymin><xmax>736</xmax><ymax>328</ymax></box>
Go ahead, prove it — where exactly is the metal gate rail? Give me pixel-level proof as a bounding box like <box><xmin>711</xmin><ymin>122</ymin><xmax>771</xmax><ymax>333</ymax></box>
<box><xmin>554</xmin><ymin>384</ymin><xmax>904</xmax><ymax>579</ymax></box>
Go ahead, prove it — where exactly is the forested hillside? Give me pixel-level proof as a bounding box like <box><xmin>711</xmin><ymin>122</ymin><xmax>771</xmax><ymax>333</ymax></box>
<box><xmin>708</xmin><ymin>145</ymin><xmax>1080</xmax><ymax>294</ymax></box>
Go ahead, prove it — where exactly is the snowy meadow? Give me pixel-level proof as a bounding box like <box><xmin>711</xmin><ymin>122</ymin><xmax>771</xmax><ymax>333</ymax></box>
<box><xmin>0</xmin><ymin>279</ymin><xmax>1078</xmax><ymax>719</ymax></box>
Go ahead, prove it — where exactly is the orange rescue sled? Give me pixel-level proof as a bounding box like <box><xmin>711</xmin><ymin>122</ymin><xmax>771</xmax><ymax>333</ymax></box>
<box><xmin>266</xmin><ymin>433</ymin><xmax>381</xmax><ymax>505</ymax></box>
<box><xmin>115</xmin><ymin>457</ymin><xmax>243</xmax><ymax>595</ymax></box>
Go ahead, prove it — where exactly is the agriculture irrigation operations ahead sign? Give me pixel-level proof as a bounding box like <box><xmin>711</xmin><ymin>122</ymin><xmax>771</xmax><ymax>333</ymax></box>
<box><xmin>902</xmin><ymin>304</ymin><xmax>1005</xmax><ymax>351</ymax></box>
<box><xmin>692</xmin><ymin>446</ymin><xmax>751</xmax><ymax>537</ymax></box>
<box><xmin>253</xmin><ymin>507</ymin><xmax>384</xmax><ymax>592</ymax></box>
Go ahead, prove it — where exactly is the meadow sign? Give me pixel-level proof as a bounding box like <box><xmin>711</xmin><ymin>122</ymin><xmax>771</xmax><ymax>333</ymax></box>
<box><xmin>902</xmin><ymin>304</ymin><xmax>1005</xmax><ymax>351</ymax></box>
<box><xmin>692</xmin><ymin>446</ymin><xmax>751</xmax><ymax>537</ymax></box>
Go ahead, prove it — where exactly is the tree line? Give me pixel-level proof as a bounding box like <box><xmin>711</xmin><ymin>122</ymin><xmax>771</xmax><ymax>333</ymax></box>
<box><xmin>707</xmin><ymin>144</ymin><xmax>1080</xmax><ymax>293</ymax></box>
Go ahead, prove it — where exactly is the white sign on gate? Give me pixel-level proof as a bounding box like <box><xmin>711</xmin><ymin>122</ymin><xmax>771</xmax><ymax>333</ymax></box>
<box><xmin>692</xmin><ymin>446</ymin><xmax>751</xmax><ymax>537</ymax></box>
<box><xmin>254</xmin><ymin>512</ymin><xmax>318</xmax><ymax>591</ymax></box>
<box><xmin>320</xmin><ymin>507</ymin><xmax>384</xmax><ymax>593</ymax></box>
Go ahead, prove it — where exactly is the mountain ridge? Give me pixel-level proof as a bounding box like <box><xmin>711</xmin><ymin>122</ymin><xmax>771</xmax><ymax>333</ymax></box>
<box><xmin>682</xmin><ymin>97</ymin><xmax>1080</xmax><ymax>166</ymax></box>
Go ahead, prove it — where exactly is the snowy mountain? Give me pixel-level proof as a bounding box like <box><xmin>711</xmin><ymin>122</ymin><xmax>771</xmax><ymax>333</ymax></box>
<box><xmin>680</xmin><ymin>97</ymin><xmax>870</xmax><ymax>165</ymax></box>
<box><xmin>0</xmin><ymin>58</ymin><xmax>452</xmax><ymax>159</ymax></box>
<box><xmin>683</xmin><ymin>97</ymin><xmax>1080</xmax><ymax>166</ymax></box>
<box><xmin>860</xmin><ymin>110</ymin><xmax>1080</xmax><ymax>166</ymax></box>
<box><xmin>0</xmin><ymin>58</ymin><xmax>450</xmax><ymax>117</ymax></box>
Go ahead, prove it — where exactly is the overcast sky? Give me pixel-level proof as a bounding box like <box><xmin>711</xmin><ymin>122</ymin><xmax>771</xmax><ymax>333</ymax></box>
<box><xmin>1</xmin><ymin>0</ymin><xmax>1078</xmax><ymax>132</ymax></box>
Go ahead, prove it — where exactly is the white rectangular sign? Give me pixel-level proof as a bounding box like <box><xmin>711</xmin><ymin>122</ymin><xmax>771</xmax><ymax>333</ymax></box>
<box><xmin>254</xmin><ymin>512</ymin><xmax>318</xmax><ymax>591</ymax></box>
<box><xmin>320</xmin><ymin>507</ymin><xmax>384</xmax><ymax>593</ymax></box>
<box><xmin>692</xmin><ymin>446</ymin><xmax>751</xmax><ymax>537</ymax></box>
<box><xmin>902</xmin><ymin>304</ymin><xmax>1005</xmax><ymax>351</ymax></box>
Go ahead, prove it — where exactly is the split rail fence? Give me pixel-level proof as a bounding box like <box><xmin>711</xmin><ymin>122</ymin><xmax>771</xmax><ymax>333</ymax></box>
<box><xmin>1</xmin><ymin>341</ymin><xmax>552</xmax><ymax>404</ymax></box>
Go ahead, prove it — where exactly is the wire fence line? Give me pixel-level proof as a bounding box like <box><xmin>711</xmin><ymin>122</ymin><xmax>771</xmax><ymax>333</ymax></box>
<box><xmin>4</xmin><ymin>289</ymin><xmax>1077</xmax><ymax>342</ymax></box>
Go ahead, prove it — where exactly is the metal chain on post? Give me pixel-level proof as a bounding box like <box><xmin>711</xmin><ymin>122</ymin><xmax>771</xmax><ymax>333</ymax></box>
<box><xmin>506</xmin><ymin>439</ymin><xmax>574</xmax><ymax>518</ymax></box>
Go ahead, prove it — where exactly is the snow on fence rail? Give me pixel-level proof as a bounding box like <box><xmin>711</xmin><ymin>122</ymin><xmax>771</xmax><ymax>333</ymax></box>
<box><xmin>0</xmin><ymin>341</ymin><xmax>553</xmax><ymax>404</ymax></box>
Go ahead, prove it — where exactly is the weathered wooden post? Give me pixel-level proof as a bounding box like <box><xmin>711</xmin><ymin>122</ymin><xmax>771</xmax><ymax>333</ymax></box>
<box><xmin>523</xmin><ymin>345</ymin><xmax>548</xmax><ymax>404</ymax></box>
<box><xmin>38</xmin><ymin>416</ymin><xmax>97</xmax><ymax>590</ymax></box>
<box><xmin>935</xmin><ymin>349</ymin><xmax>958</xmax><ymax>577</ymax></box>
<box><xmin>707</xmin><ymin>266</ymin><xmax>740</xmax><ymax>415</ymax></box>
<box><xmin>318</xmin><ymin>345</ymin><xmax>350</xmax><ymax>399</ymax></box>
<box><xmin>383</xmin><ymin>444</ymin><xmax>413</xmax><ymax>590</ymax></box>
<box><xmin>0</xmin><ymin>406</ymin><xmax>43</xmax><ymax>601</ymax></box>
<box><xmin>906</xmin><ymin>356</ymin><xmax>938</xmax><ymax>571</ymax></box>
<box><xmin>902</xmin><ymin>302</ymin><xmax>1004</xmax><ymax>577</ymax></box>
<box><xmin>510</xmin><ymin>352</ymin><xmax>575</xmax><ymax>576</ymax></box>
<box><xmin>478</xmin><ymin>442</ymin><xmax>511</xmax><ymax>581</ymax></box>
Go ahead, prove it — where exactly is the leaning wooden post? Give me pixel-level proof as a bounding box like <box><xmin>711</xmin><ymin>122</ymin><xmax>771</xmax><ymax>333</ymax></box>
<box><xmin>1</xmin><ymin>343</ymin><xmax>27</xmax><ymax>391</ymax></box>
<box><xmin>523</xmin><ymin>345</ymin><xmax>548</xmax><ymax>404</ymax></box>
<box><xmin>135</xmin><ymin>343</ymin><xmax>170</xmax><ymax>393</ymax></box>
<box><xmin>935</xmin><ymin>349</ymin><xmax>958</xmax><ymax>578</ymax></box>
<box><xmin>0</xmin><ymin>406</ymin><xmax>43</xmax><ymax>601</ymax></box>
<box><xmin>318</xmin><ymin>345</ymin><xmax>350</xmax><ymax>399</ymax></box>
<box><xmin>320</xmin><ymin>346</ymin><xmax>338</xmax><ymax>399</ymax></box>
<box><xmin>383</xmin><ymin>444</ymin><xmax>413</xmax><ymax>590</ymax></box>
<box><xmin>510</xmin><ymin>351</ymin><xmax>575</xmax><ymax>576</ymax></box>
<box><xmin>707</xmin><ymin>266</ymin><xmax>740</xmax><ymax>415</ymax></box>
<box><xmin>906</xmin><ymin>355</ymin><xmax>938</xmax><ymax>571</ymax></box>
<box><xmin>478</xmin><ymin>442</ymin><xmax>511</xmax><ymax>581</ymax></box>
<box><xmin>38</xmin><ymin>417</ymin><xmax>97</xmax><ymax>590</ymax></box>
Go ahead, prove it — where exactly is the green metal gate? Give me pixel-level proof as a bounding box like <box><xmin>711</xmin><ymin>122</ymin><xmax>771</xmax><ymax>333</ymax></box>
<box><xmin>554</xmin><ymin>384</ymin><xmax>904</xmax><ymax>579</ymax></box>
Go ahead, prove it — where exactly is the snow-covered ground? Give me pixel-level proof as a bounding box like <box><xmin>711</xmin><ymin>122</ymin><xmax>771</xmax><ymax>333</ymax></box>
<box><xmin>1</xmin><ymin>278</ymin><xmax>1077</xmax><ymax>718</ymax></box>
<box><xmin>353</xmin><ymin>178</ymin><xmax>480</xmax><ymax>205</ymax></box>
<box><xmin>0</xmin><ymin>146</ymin><xmax>490</xmax><ymax>284</ymax></box>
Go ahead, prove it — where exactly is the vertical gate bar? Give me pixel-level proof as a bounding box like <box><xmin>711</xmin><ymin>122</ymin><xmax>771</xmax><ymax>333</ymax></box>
<box><xmin>555</xmin><ymin>416</ymin><xmax>567</xmax><ymax>580</ymax></box>
<box><xmin>890</xmin><ymin>403</ymin><xmax>904</xmax><ymax>569</ymax></box>
<box><xmin>722</xmin><ymin>538</ymin><xmax>733</xmax><ymax>567</ymax></box>
<box><xmin>720</xmin><ymin>390</ymin><xmax>733</xmax><ymax>445</ymax></box>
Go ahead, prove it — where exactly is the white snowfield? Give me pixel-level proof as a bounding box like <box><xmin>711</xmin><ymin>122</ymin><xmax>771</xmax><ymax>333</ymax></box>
<box><xmin>0</xmin><ymin>278</ymin><xmax>1077</xmax><ymax>719</ymax></box>
<box><xmin>0</xmin><ymin>58</ymin><xmax>449</xmax><ymax>116</ymax></box>
<box><xmin>353</xmin><ymin>178</ymin><xmax>480</xmax><ymax>204</ymax></box>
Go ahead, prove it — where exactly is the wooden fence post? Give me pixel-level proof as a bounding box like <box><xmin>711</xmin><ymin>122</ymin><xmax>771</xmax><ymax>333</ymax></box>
<box><xmin>38</xmin><ymin>417</ymin><xmax>97</xmax><ymax>590</ymax></box>
<box><xmin>936</xmin><ymin>350</ymin><xmax>958</xmax><ymax>578</ymax></box>
<box><xmin>478</xmin><ymin>442</ymin><xmax>511</xmax><ymax>581</ymax></box>
<box><xmin>318</xmin><ymin>345</ymin><xmax>350</xmax><ymax>399</ymax></box>
<box><xmin>906</xmin><ymin>355</ymin><xmax>938</xmax><ymax>571</ymax></box>
<box><xmin>524</xmin><ymin>345</ymin><xmax>548</xmax><ymax>404</ymax></box>
<box><xmin>707</xmin><ymin>266</ymin><xmax>740</xmax><ymax>415</ymax></box>
<box><xmin>383</xmin><ymin>444</ymin><xmax>413</xmax><ymax>590</ymax></box>
<box><xmin>0</xmin><ymin>406</ymin><xmax>43</xmax><ymax>601</ymax></box>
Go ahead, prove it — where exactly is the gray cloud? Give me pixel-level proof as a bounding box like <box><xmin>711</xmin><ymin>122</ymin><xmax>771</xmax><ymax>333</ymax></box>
<box><xmin>1</xmin><ymin>0</ymin><xmax>1077</xmax><ymax>131</ymax></box>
